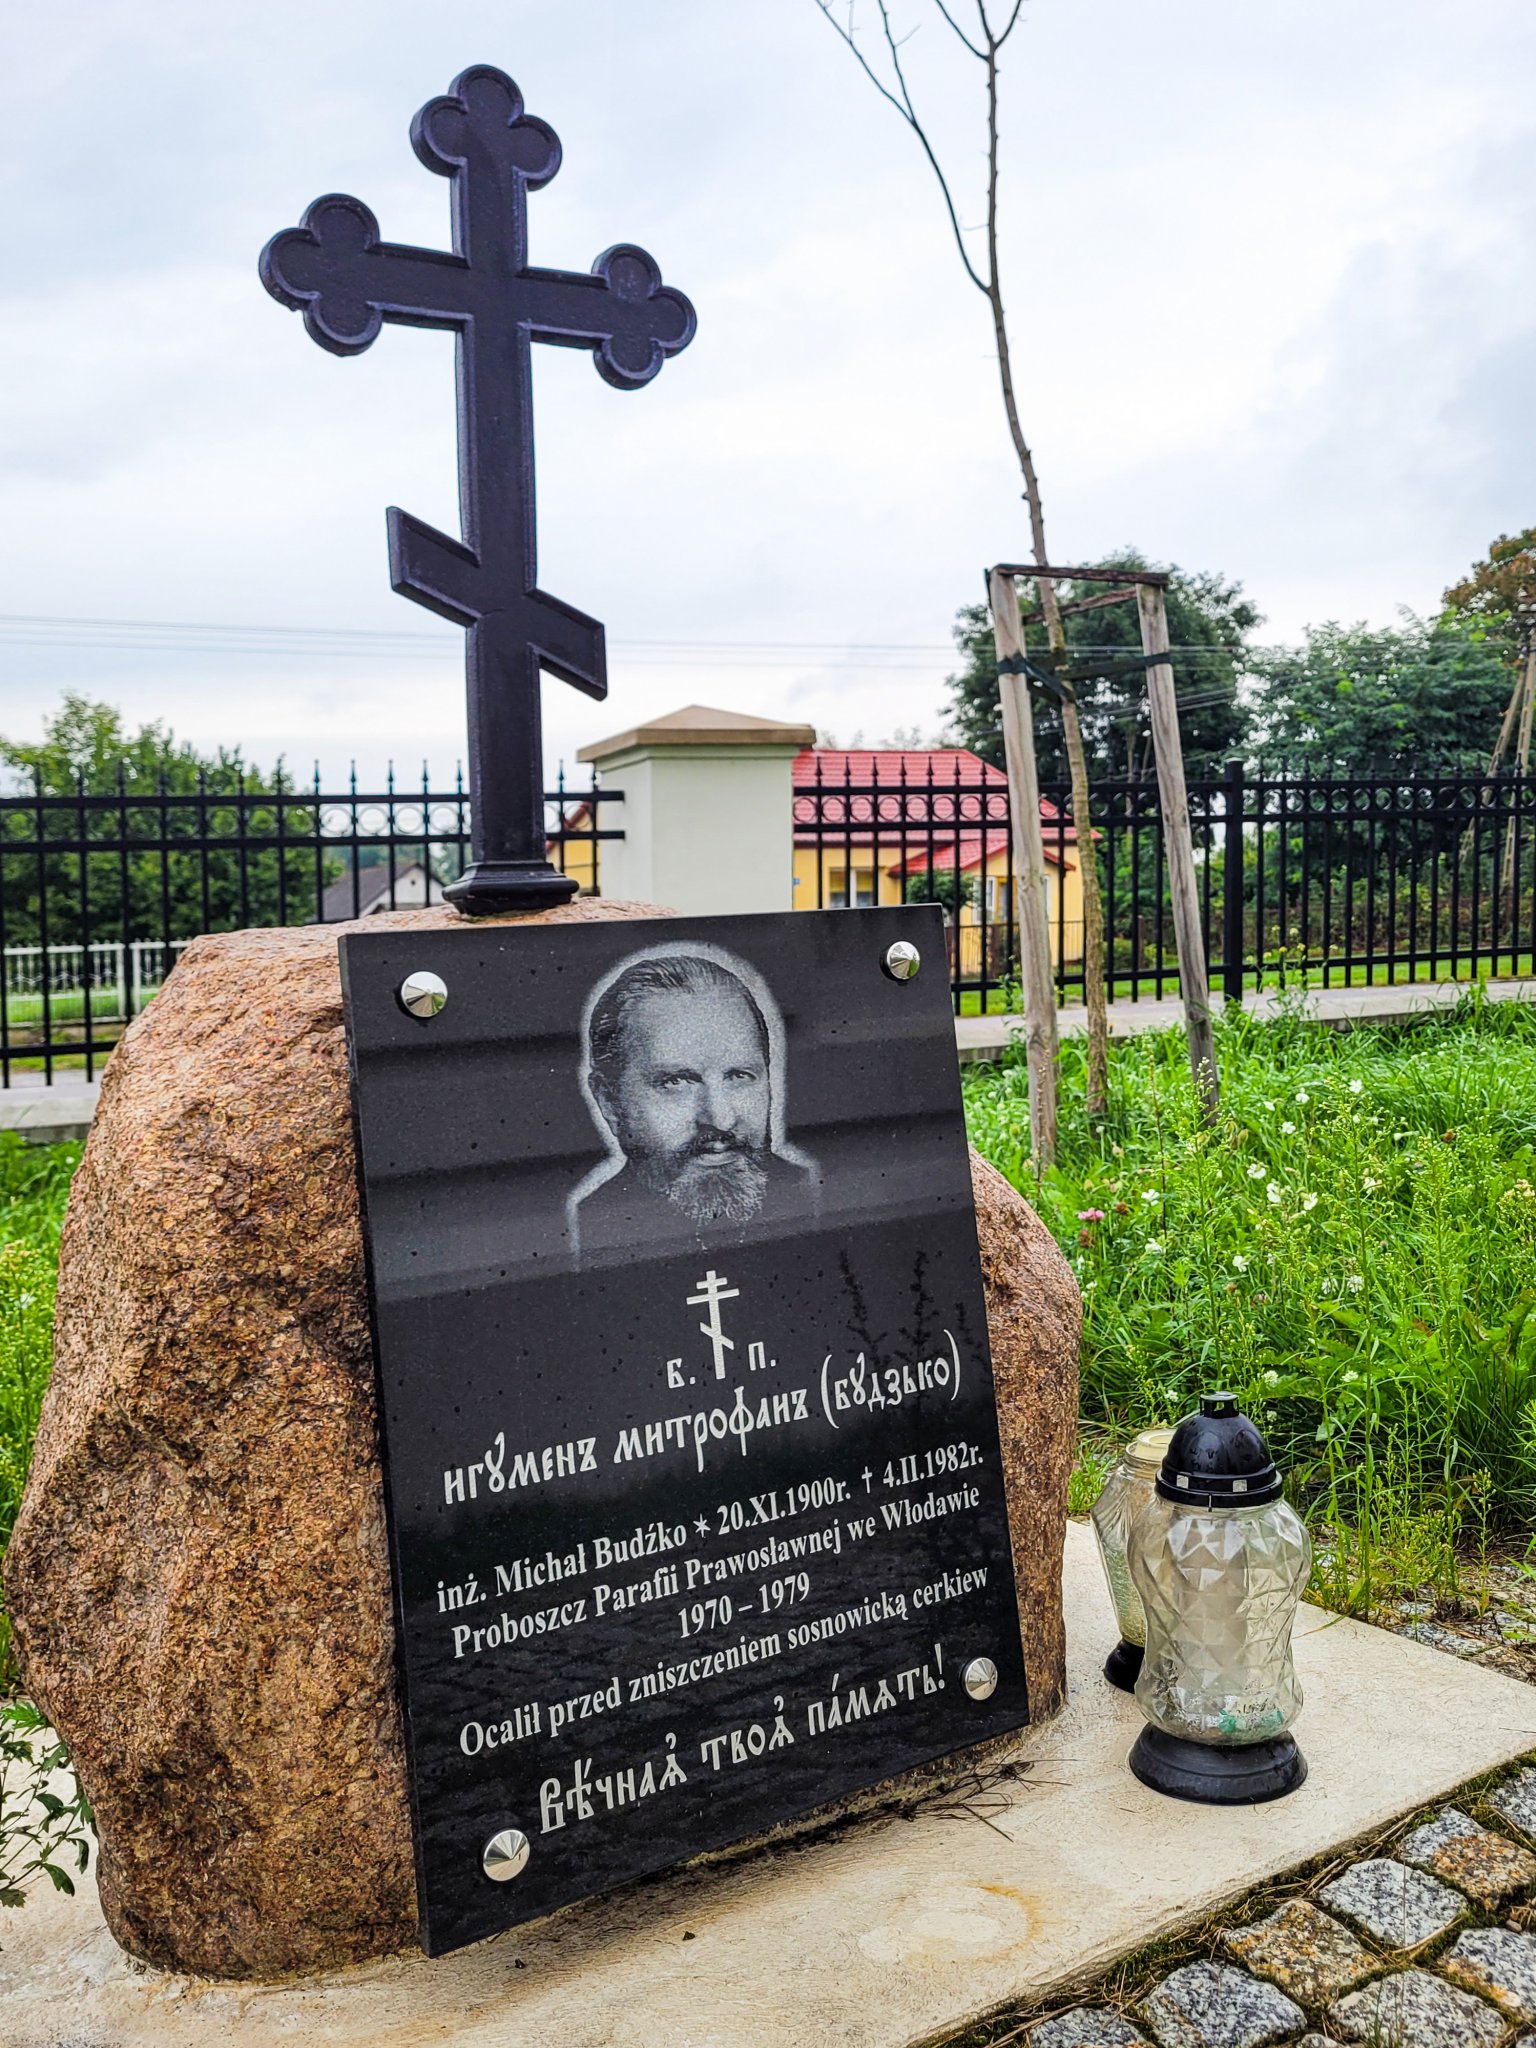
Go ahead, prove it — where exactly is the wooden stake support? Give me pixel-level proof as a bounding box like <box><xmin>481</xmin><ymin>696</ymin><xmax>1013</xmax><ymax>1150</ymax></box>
<box><xmin>984</xmin><ymin>558</ymin><xmax>1220</xmax><ymax>1121</ymax></box>
<box><xmin>988</xmin><ymin>567</ymin><xmax>1059</xmax><ymax>1165</ymax></box>
<box><xmin>1137</xmin><ymin>583</ymin><xmax>1219</xmax><ymax>1112</ymax></box>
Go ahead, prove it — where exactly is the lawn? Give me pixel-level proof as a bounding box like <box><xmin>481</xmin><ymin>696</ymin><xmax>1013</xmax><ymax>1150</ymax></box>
<box><xmin>965</xmin><ymin>989</ymin><xmax>1536</xmax><ymax>1613</ymax></box>
<box><xmin>4</xmin><ymin>1001</ymin><xmax>1536</xmax><ymax>1663</ymax></box>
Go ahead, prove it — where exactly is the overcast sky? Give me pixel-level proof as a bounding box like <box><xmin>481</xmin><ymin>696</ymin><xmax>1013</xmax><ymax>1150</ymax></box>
<box><xmin>3</xmin><ymin>0</ymin><xmax>1533</xmax><ymax>786</ymax></box>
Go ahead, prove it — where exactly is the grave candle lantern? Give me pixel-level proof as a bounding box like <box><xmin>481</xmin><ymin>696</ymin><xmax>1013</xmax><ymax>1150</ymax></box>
<box><xmin>1127</xmin><ymin>1393</ymin><xmax>1311</xmax><ymax>1804</ymax></box>
<box><xmin>1089</xmin><ymin>1426</ymin><xmax>1173</xmax><ymax>1691</ymax></box>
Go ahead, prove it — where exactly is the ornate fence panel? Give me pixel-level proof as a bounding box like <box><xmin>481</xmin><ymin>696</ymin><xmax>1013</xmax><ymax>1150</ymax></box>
<box><xmin>7</xmin><ymin>758</ymin><xmax>1534</xmax><ymax>1066</ymax></box>
<box><xmin>0</xmin><ymin>767</ymin><xmax>620</xmax><ymax>1080</ymax></box>
<box><xmin>793</xmin><ymin>757</ymin><xmax>1536</xmax><ymax>1015</ymax></box>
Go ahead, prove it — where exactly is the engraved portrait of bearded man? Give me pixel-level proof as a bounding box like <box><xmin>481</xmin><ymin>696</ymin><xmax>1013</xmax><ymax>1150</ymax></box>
<box><xmin>568</xmin><ymin>948</ymin><xmax>818</xmax><ymax>1263</ymax></box>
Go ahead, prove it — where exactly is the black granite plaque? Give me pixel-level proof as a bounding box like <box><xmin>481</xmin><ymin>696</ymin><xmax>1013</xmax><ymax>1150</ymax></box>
<box><xmin>340</xmin><ymin>908</ymin><xmax>1028</xmax><ymax>1954</ymax></box>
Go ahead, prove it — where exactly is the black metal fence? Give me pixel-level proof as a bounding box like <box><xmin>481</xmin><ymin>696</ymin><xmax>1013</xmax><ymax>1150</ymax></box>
<box><xmin>0</xmin><ymin>766</ymin><xmax>620</xmax><ymax>1079</ymax></box>
<box><xmin>793</xmin><ymin>755</ymin><xmax>1536</xmax><ymax>1014</ymax></box>
<box><xmin>7</xmin><ymin>756</ymin><xmax>1536</xmax><ymax>1077</ymax></box>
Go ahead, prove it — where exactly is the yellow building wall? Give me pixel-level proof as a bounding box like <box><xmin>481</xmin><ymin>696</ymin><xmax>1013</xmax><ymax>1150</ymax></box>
<box><xmin>789</xmin><ymin>843</ymin><xmax>1085</xmax><ymax>967</ymax></box>
<box><xmin>554</xmin><ymin>826</ymin><xmax>599</xmax><ymax>894</ymax></box>
<box><xmin>791</xmin><ymin>845</ymin><xmax>904</xmax><ymax>910</ymax></box>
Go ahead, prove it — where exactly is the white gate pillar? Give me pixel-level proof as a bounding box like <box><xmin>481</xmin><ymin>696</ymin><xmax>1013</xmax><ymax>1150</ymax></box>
<box><xmin>577</xmin><ymin>705</ymin><xmax>815</xmax><ymax>915</ymax></box>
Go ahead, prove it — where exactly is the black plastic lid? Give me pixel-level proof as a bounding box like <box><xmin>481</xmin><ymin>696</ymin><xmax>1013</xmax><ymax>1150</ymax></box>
<box><xmin>1156</xmin><ymin>1392</ymin><xmax>1282</xmax><ymax>1508</ymax></box>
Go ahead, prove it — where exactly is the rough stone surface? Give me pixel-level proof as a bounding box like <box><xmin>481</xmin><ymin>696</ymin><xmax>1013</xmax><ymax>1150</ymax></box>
<box><xmin>1328</xmin><ymin>1967</ymin><xmax>1505</xmax><ymax>2046</ymax></box>
<box><xmin>1</xmin><ymin>905</ymin><xmax>1080</xmax><ymax>1980</ymax></box>
<box><xmin>970</xmin><ymin>1145</ymin><xmax>1080</xmax><ymax>1721</ymax></box>
<box><xmin>1397</xmin><ymin>1806</ymin><xmax>1536</xmax><ymax>1907</ymax></box>
<box><xmin>1219</xmin><ymin>1900</ymin><xmax>1376</xmax><ymax>2006</ymax></box>
<box><xmin>1493</xmin><ymin>1766</ymin><xmax>1536</xmax><ymax>1839</ymax></box>
<box><xmin>1292</xmin><ymin>2038</ymin><xmax>1345</xmax><ymax>2048</ymax></box>
<box><xmin>1028</xmin><ymin>2012</ymin><xmax>1148</xmax><ymax>2048</ymax></box>
<box><xmin>1140</xmin><ymin>1961</ymin><xmax>1304</xmax><ymax>2048</ymax></box>
<box><xmin>1443</xmin><ymin>1927</ymin><xmax>1536</xmax><ymax>2024</ymax></box>
<box><xmin>1317</xmin><ymin>1856</ymin><xmax>1469</xmax><ymax>1950</ymax></box>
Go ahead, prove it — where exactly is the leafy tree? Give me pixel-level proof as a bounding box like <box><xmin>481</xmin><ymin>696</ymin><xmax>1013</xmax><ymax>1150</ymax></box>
<box><xmin>904</xmin><ymin>868</ymin><xmax>977</xmax><ymax>919</ymax></box>
<box><xmin>1247</xmin><ymin>616</ymin><xmax>1513</xmax><ymax>776</ymax></box>
<box><xmin>0</xmin><ymin>694</ymin><xmax>324</xmax><ymax>947</ymax></box>
<box><xmin>945</xmin><ymin>551</ymin><xmax>1258</xmax><ymax>783</ymax></box>
<box><xmin>1443</xmin><ymin>528</ymin><xmax>1536</xmax><ymax>659</ymax></box>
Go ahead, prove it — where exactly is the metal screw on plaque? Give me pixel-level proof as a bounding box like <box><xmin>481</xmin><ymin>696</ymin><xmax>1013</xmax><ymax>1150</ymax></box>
<box><xmin>481</xmin><ymin>1827</ymin><xmax>530</xmax><ymax>1883</ymax></box>
<box><xmin>883</xmin><ymin>940</ymin><xmax>921</xmax><ymax>983</ymax></box>
<box><xmin>398</xmin><ymin>969</ymin><xmax>449</xmax><ymax>1020</ymax></box>
<box><xmin>963</xmin><ymin>1656</ymin><xmax>999</xmax><ymax>1701</ymax></box>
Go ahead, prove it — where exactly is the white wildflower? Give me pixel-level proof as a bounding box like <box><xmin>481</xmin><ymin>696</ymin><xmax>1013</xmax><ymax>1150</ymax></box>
<box><xmin>1247</xmin><ymin>1163</ymin><xmax>1266</xmax><ymax>1180</ymax></box>
<box><xmin>1262</xmin><ymin>1368</ymin><xmax>1279</xmax><ymax>1385</ymax></box>
<box><xmin>1346</xmin><ymin>1274</ymin><xmax>1364</xmax><ymax>1292</ymax></box>
<box><xmin>1319</xmin><ymin>1278</ymin><xmax>1335</xmax><ymax>1294</ymax></box>
<box><xmin>1295</xmin><ymin>1089</ymin><xmax>1309</xmax><ymax>1105</ymax></box>
<box><xmin>1301</xmin><ymin>1192</ymin><xmax>1318</xmax><ymax>1212</ymax></box>
<box><xmin>1232</xmin><ymin>1253</ymin><xmax>1249</xmax><ymax>1272</ymax></box>
<box><xmin>1348</xmin><ymin>1077</ymin><xmax>1363</xmax><ymax>1095</ymax></box>
<box><xmin>1280</xmin><ymin>1121</ymin><xmax>1297</xmax><ymax>1136</ymax></box>
<box><xmin>1145</xmin><ymin>1239</ymin><xmax>1164</xmax><ymax>1255</ymax></box>
<box><xmin>1363</xmin><ymin>1175</ymin><xmax>1381</xmax><ymax>1192</ymax></box>
<box><xmin>1266</xmin><ymin>1181</ymin><xmax>1282</xmax><ymax>1205</ymax></box>
<box><xmin>1342</xmin><ymin>1369</ymin><xmax>1360</xmax><ymax>1384</ymax></box>
<box><xmin>1142</xmin><ymin>1188</ymin><xmax>1161</xmax><ymax>1202</ymax></box>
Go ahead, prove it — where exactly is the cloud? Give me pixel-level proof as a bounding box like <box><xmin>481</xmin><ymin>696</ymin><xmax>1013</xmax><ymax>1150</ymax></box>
<box><xmin>2</xmin><ymin>0</ymin><xmax>1534</xmax><ymax>783</ymax></box>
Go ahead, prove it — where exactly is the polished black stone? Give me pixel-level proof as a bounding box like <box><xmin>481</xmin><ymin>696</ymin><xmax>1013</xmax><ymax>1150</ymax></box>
<box><xmin>341</xmin><ymin>907</ymin><xmax>1029</xmax><ymax>1954</ymax></box>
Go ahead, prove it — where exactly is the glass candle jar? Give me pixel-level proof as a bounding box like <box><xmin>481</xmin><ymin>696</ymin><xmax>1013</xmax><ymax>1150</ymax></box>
<box><xmin>1127</xmin><ymin>1393</ymin><xmax>1311</xmax><ymax>1804</ymax></box>
<box><xmin>1090</xmin><ymin>1426</ymin><xmax>1174</xmax><ymax>1691</ymax></box>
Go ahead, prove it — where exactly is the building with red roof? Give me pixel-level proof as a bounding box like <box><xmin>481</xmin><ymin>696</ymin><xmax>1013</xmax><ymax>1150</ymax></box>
<box><xmin>791</xmin><ymin>746</ymin><xmax>1084</xmax><ymax>966</ymax></box>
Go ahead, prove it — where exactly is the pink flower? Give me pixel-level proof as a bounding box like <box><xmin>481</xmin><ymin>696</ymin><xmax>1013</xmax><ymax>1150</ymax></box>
<box><xmin>1076</xmin><ymin>1208</ymin><xmax>1106</xmax><ymax>1222</ymax></box>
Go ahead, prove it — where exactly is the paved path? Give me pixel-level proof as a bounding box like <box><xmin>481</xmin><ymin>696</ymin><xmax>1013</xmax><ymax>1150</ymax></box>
<box><xmin>5</xmin><ymin>977</ymin><xmax>1534</xmax><ymax>1142</ymax></box>
<box><xmin>0</xmin><ymin>1079</ymin><xmax>100</xmax><ymax>1144</ymax></box>
<box><xmin>955</xmin><ymin>974</ymin><xmax>1536</xmax><ymax>1063</ymax></box>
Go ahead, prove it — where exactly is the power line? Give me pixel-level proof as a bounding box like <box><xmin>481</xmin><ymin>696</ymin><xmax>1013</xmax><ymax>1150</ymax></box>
<box><xmin>0</xmin><ymin>609</ymin><xmax>1263</xmax><ymax>668</ymax></box>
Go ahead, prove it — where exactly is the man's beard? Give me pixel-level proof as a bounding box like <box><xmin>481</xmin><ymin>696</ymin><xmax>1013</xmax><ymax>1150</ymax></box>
<box><xmin>635</xmin><ymin>1133</ymin><xmax>770</xmax><ymax>1225</ymax></box>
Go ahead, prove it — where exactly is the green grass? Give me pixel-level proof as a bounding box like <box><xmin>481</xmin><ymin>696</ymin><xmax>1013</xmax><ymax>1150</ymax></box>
<box><xmin>0</xmin><ymin>1136</ymin><xmax>79</xmax><ymax>1690</ymax></box>
<box><xmin>965</xmin><ymin>989</ymin><xmax>1536</xmax><ymax>1613</ymax></box>
<box><xmin>5</xmin><ymin>1004</ymin><xmax>1536</xmax><ymax>1667</ymax></box>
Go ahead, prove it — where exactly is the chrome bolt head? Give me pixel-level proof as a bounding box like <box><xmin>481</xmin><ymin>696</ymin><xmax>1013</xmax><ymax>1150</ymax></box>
<box><xmin>481</xmin><ymin>1827</ymin><xmax>530</xmax><ymax>1882</ymax></box>
<box><xmin>883</xmin><ymin>940</ymin><xmax>921</xmax><ymax>983</ymax></box>
<box><xmin>962</xmin><ymin>1656</ymin><xmax>999</xmax><ymax>1701</ymax></box>
<box><xmin>398</xmin><ymin>969</ymin><xmax>448</xmax><ymax>1019</ymax></box>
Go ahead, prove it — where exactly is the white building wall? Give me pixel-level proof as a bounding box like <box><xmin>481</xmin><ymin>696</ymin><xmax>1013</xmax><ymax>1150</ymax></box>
<box><xmin>595</xmin><ymin>743</ymin><xmax>801</xmax><ymax>915</ymax></box>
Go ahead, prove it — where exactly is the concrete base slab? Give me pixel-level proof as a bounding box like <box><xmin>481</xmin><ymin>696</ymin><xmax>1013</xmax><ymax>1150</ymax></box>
<box><xmin>5</xmin><ymin>1524</ymin><xmax>1534</xmax><ymax>2048</ymax></box>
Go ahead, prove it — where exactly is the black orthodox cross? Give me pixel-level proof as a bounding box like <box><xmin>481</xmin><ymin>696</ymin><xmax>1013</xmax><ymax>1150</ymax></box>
<box><xmin>260</xmin><ymin>65</ymin><xmax>696</xmax><ymax>912</ymax></box>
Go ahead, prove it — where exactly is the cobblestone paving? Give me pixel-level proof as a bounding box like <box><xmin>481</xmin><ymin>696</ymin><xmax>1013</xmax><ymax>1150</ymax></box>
<box><xmin>1018</xmin><ymin>1755</ymin><xmax>1536</xmax><ymax>2048</ymax></box>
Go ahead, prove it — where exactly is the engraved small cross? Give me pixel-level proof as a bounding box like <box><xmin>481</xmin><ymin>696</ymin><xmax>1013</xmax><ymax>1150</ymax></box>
<box><xmin>686</xmin><ymin>1271</ymin><xmax>740</xmax><ymax>1380</ymax></box>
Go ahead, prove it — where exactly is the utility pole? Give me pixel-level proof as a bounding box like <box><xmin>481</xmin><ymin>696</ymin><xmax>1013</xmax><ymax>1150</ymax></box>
<box><xmin>989</xmin><ymin>567</ymin><xmax>1059</xmax><ymax>1166</ymax></box>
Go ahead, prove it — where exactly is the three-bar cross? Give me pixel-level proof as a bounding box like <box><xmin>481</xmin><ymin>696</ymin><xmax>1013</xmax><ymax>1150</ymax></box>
<box><xmin>260</xmin><ymin>65</ymin><xmax>696</xmax><ymax>912</ymax></box>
